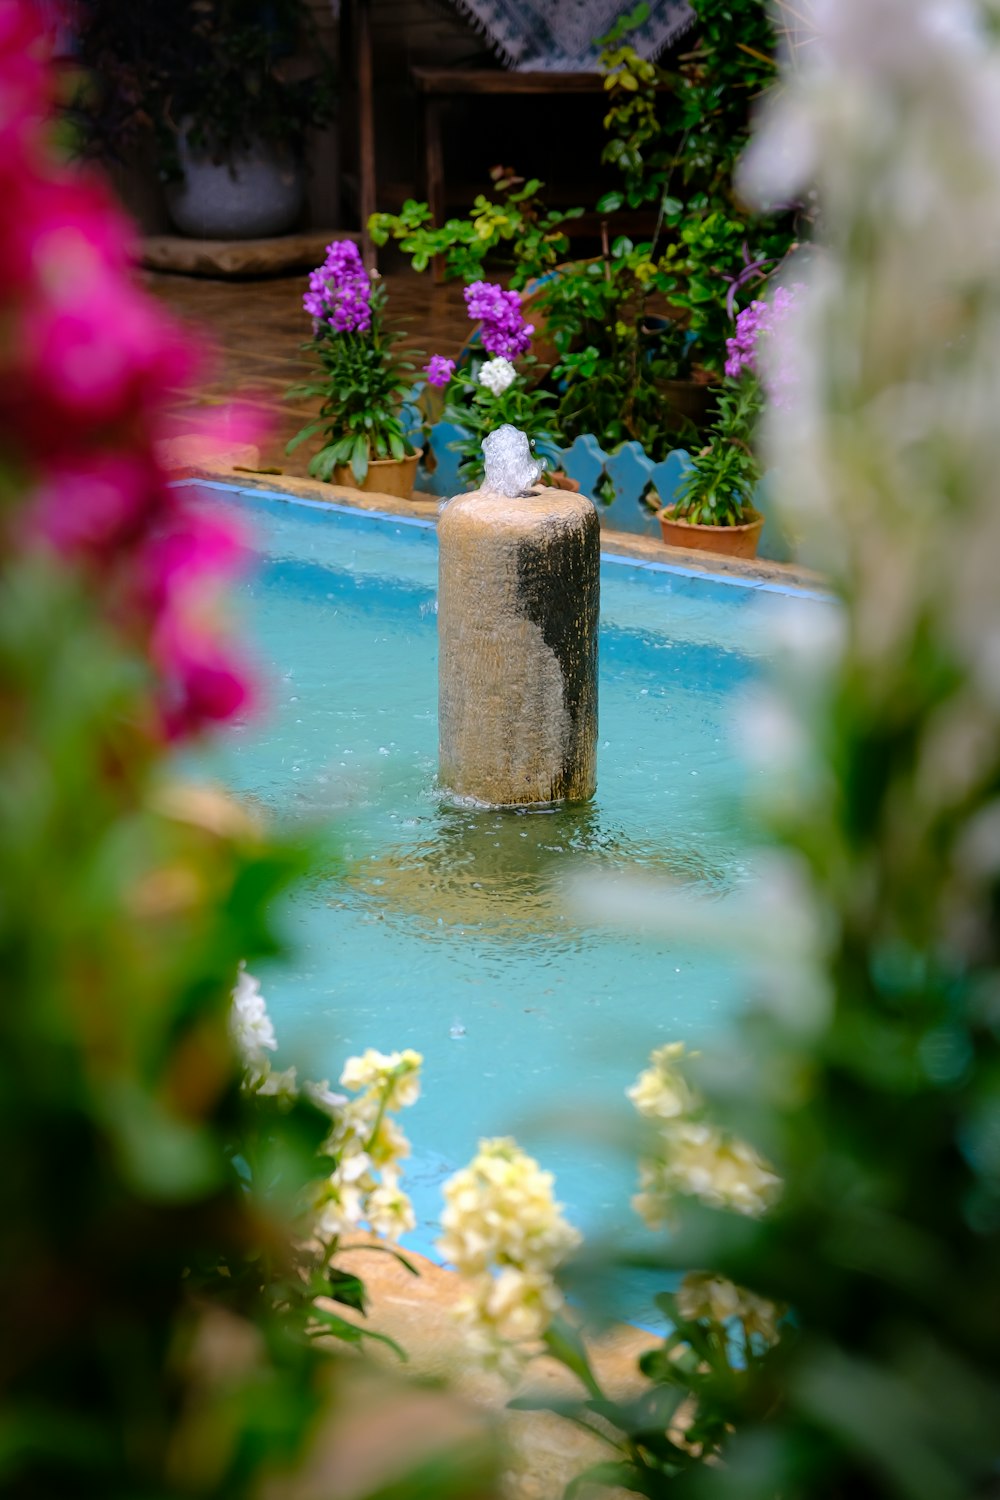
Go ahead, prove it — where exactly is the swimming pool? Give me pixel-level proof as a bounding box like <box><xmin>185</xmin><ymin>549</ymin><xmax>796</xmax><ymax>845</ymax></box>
<box><xmin>186</xmin><ymin>481</ymin><xmax>824</xmax><ymax>1281</ymax></box>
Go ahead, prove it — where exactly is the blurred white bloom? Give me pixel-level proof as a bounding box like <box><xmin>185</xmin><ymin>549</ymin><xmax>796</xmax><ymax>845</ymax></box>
<box><xmin>257</xmin><ymin>1064</ymin><xmax>299</xmax><ymax>1102</ymax></box>
<box><xmin>313</xmin><ymin>1047</ymin><xmax>423</xmax><ymax>1247</ymax></box>
<box><xmin>365</xmin><ymin>1173</ymin><xmax>416</xmax><ymax>1241</ymax></box>
<box><xmin>478</xmin><ymin>357</ymin><xmax>517</xmax><ymax>395</ymax></box>
<box><xmin>665</xmin><ymin>1123</ymin><xmax>781</xmax><ymax>1218</ymax></box>
<box><xmin>227</xmin><ymin>974</ymin><xmax>420</xmax><ymax>1248</ymax></box>
<box><xmin>304</xmin><ymin>1078</ymin><xmax>347</xmax><ymax>1116</ymax></box>
<box><xmin>229</xmin><ymin>964</ymin><xmax>277</xmax><ymax>1084</ymax></box>
<box><xmin>316</xmin><ymin>1180</ymin><xmax>365</xmax><ymax>1239</ymax></box>
<box><xmin>628</xmin><ymin>1042</ymin><xmax>699</xmax><ymax>1121</ymax></box>
<box><xmin>628</xmin><ymin>1044</ymin><xmax>781</xmax><ymax>1229</ymax></box>
<box><xmin>439</xmin><ymin>1136</ymin><xmax>580</xmax><ymax>1277</ymax></box>
<box><xmin>677</xmin><ymin>1271</ymin><xmax>782</xmax><ymax>1346</ymax></box>
<box><xmin>340</xmin><ymin>1047</ymin><xmax>422</xmax><ymax>1110</ymax></box>
<box><xmin>439</xmin><ymin>1137</ymin><xmax>580</xmax><ymax>1373</ymax></box>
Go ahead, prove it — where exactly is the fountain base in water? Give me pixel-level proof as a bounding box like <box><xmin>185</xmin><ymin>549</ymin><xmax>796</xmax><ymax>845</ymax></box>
<box><xmin>438</xmin><ymin>483</ymin><xmax>600</xmax><ymax>807</ymax></box>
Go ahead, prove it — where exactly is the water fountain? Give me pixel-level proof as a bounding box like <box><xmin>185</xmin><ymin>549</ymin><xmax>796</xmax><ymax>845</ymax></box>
<box><xmin>437</xmin><ymin>425</ymin><xmax>600</xmax><ymax>806</ymax></box>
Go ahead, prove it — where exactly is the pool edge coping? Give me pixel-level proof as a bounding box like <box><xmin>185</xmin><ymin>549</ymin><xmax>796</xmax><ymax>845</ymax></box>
<box><xmin>172</xmin><ymin>462</ymin><xmax>830</xmax><ymax>602</ymax></box>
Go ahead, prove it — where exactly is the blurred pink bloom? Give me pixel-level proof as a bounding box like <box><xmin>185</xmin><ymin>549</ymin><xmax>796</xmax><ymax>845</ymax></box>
<box><xmin>0</xmin><ymin>3</ymin><xmax>51</xmax><ymax>152</ymax></box>
<box><xmin>135</xmin><ymin>508</ymin><xmax>247</xmax><ymax>610</ymax></box>
<box><xmin>13</xmin><ymin>269</ymin><xmax>196</xmax><ymax>438</ymax></box>
<box><xmin>152</xmin><ymin>613</ymin><xmax>254</xmax><ymax>741</ymax></box>
<box><xmin>27</xmin><ymin>452</ymin><xmax>163</xmax><ymax>555</ymax></box>
<box><xmin>0</xmin><ymin>0</ymin><xmax>259</xmax><ymax>743</ymax></box>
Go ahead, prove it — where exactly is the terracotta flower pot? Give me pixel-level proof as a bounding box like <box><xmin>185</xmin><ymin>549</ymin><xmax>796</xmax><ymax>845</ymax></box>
<box><xmin>657</xmin><ymin>505</ymin><xmax>764</xmax><ymax>560</ymax></box>
<box><xmin>333</xmin><ymin>449</ymin><xmax>423</xmax><ymax>500</ymax></box>
<box><xmin>542</xmin><ymin>469</ymin><xmax>580</xmax><ymax>493</ymax></box>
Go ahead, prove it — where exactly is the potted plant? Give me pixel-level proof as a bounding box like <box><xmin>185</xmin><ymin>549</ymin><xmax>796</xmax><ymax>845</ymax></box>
<box><xmin>657</xmin><ymin>287</ymin><xmax>797</xmax><ymax>558</ymax></box>
<box><xmin>72</xmin><ymin>0</ymin><xmax>335</xmax><ymax>239</ymax></box>
<box><xmin>657</xmin><ymin>379</ymin><xmax>765</xmax><ymax>557</ymax></box>
<box><xmin>421</xmin><ymin>281</ymin><xmax>562</xmax><ymax>489</ymax></box>
<box><xmin>286</xmin><ymin>240</ymin><xmax>423</xmax><ymax>498</ymax></box>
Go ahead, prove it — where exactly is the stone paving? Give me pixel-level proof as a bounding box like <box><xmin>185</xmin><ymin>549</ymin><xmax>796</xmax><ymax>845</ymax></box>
<box><xmin>146</xmin><ymin>265</ymin><xmax>470</xmax><ymax>479</ymax></box>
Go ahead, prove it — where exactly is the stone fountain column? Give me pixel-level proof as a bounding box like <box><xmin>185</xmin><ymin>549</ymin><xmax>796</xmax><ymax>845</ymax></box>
<box><xmin>438</xmin><ymin>425</ymin><xmax>600</xmax><ymax>806</ymax></box>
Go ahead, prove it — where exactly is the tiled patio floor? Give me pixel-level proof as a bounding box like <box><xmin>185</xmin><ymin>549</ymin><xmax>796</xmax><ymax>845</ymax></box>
<box><xmin>146</xmin><ymin>267</ymin><xmax>470</xmax><ymax>478</ymax></box>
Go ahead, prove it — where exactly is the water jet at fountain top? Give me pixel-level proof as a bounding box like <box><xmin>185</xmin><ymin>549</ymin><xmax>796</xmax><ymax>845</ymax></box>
<box><xmin>437</xmin><ymin>424</ymin><xmax>600</xmax><ymax>809</ymax></box>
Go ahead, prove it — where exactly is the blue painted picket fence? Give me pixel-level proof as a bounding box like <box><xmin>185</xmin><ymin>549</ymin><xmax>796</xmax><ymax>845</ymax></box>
<box><xmin>401</xmin><ymin>412</ymin><xmax>792</xmax><ymax>560</ymax></box>
<box><xmin>401</xmin><ymin>411</ymin><xmax>693</xmax><ymax>539</ymax></box>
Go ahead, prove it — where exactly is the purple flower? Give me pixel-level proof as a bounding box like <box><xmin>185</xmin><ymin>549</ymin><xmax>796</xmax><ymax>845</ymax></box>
<box><xmin>423</xmin><ymin>354</ymin><xmax>455</xmax><ymax>388</ymax></box>
<box><xmin>304</xmin><ymin>239</ymin><xmax>372</xmax><ymax>335</ymax></box>
<box><xmin>725</xmin><ymin>285</ymin><xmax>801</xmax><ymax>403</ymax></box>
<box><xmin>464</xmin><ymin>280</ymin><xmax>534</xmax><ymax>360</ymax></box>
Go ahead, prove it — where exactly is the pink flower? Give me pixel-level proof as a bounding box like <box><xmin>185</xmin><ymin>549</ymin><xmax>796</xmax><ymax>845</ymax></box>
<box><xmin>0</xmin><ymin>0</ymin><xmax>256</xmax><ymax>744</ymax></box>
<box><xmin>0</xmin><ymin>3</ymin><xmax>51</xmax><ymax>156</ymax></box>
<box><xmin>725</xmin><ymin>285</ymin><xmax>802</xmax><ymax>406</ymax></box>
<box><xmin>153</xmin><ymin>618</ymin><xmax>254</xmax><ymax>741</ymax></box>
<box><xmin>12</xmin><ymin>265</ymin><xmax>196</xmax><ymax>441</ymax></box>
<box><xmin>304</xmin><ymin>239</ymin><xmax>372</xmax><ymax>334</ymax></box>
<box><xmin>464</xmin><ymin>281</ymin><xmax>534</xmax><ymax>360</ymax></box>
<box><xmin>27</xmin><ymin>452</ymin><xmax>163</xmax><ymax>556</ymax></box>
<box><xmin>135</xmin><ymin>508</ymin><xmax>247</xmax><ymax>612</ymax></box>
<box><xmin>423</xmin><ymin>354</ymin><xmax>455</xmax><ymax>387</ymax></box>
<box><xmin>142</xmin><ymin>507</ymin><xmax>255</xmax><ymax>740</ymax></box>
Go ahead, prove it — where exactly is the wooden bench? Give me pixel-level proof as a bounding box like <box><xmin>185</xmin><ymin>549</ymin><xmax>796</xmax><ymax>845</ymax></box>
<box><xmin>413</xmin><ymin>67</ymin><xmax>607</xmax><ymax>239</ymax></box>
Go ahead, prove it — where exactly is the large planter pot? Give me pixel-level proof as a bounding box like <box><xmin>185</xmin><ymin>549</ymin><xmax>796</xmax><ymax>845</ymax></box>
<box><xmin>657</xmin><ymin>505</ymin><xmax>764</xmax><ymax>560</ymax></box>
<box><xmin>657</xmin><ymin>377</ymin><xmax>719</xmax><ymax>435</ymax></box>
<box><xmin>332</xmin><ymin>450</ymin><xmax>423</xmax><ymax>500</ymax></box>
<box><xmin>165</xmin><ymin>133</ymin><xmax>305</xmax><ymax>240</ymax></box>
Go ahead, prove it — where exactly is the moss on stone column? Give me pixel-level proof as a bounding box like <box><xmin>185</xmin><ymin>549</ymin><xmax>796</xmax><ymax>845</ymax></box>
<box><xmin>438</xmin><ymin>486</ymin><xmax>599</xmax><ymax>806</ymax></box>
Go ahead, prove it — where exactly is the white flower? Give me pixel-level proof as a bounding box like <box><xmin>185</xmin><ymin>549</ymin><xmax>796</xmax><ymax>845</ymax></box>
<box><xmin>439</xmin><ymin>1136</ymin><xmax>580</xmax><ymax>1278</ymax></box>
<box><xmin>627</xmin><ymin>1042</ymin><xmax>699</xmax><ymax>1121</ymax></box>
<box><xmin>339</xmin><ymin>1048</ymin><xmax>422</xmax><ymax>1110</ymax></box>
<box><xmin>439</xmin><ymin>1137</ymin><xmax>580</xmax><ymax>1374</ymax></box>
<box><xmin>676</xmin><ymin>1272</ymin><xmax>782</xmax><ymax>1347</ymax></box>
<box><xmin>309</xmin><ymin>1048</ymin><xmax>422</xmax><ymax>1248</ymax></box>
<box><xmin>628</xmin><ymin>1043</ymin><xmax>781</xmax><ymax>1228</ymax></box>
<box><xmin>365</xmin><ymin>1174</ymin><xmax>416</xmax><ymax>1241</ymax></box>
<box><xmin>257</xmin><ymin>1064</ymin><xmax>299</xmax><ymax>1102</ymax></box>
<box><xmin>304</xmin><ymin>1078</ymin><xmax>347</xmax><ymax>1116</ymax></box>
<box><xmin>316</xmin><ymin>1180</ymin><xmax>366</xmax><ymax>1238</ymax></box>
<box><xmin>480</xmin><ymin>1265</ymin><xmax>563</xmax><ymax>1343</ymax></box>
<box><xmin>229</xmin><ymin>964</ymin><xmax>278</xmax><ymax>1083</ymax></box>
<box><xmin>478</xmin><ymin>357</ymin><xmax>517</xmax><ymax>396</ymax></box>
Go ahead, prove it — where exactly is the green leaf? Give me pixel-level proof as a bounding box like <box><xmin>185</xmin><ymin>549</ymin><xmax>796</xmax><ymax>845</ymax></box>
<box><xmin>350</xmin><ymin>433</ymin><xmax>369</xmax><ymax>486</ymax></box>
<box><xmin>326</xmin><ymin>1268</ymin><xmax>367</xmax><ymax>1313</ymax></box>
<box><xmin>596</xmin><ymin>191</ymin><xmax>624</xmax><ymax>214</ymax></box>
<box><xmin>543</xmin><ymin>1318</ymin><xmax>605</xmax><ymax>1400</ymax></box>
<box><xmin>339</xmin><ymin>1242</ymin><xmax>421</xmax><ymax>1277</ymax></box>
<box><xmin>565</xmin><ymin>1461</ymin><xmax>651</xmax><ymax>1500</ymax></box>
<box><xmin>310</xmin><ymin>1305</ymin><xmax>407</xmax><ymax>1361</ymax></box>
<box><xmin>285</xmin><ymin>421</ymin><xmax>324</xmax><ymax>454</ymax></box>
<box><xmin>310</xmin><ymin>445</ymin><xmax>340</xmax><ymax>482</ymax></box>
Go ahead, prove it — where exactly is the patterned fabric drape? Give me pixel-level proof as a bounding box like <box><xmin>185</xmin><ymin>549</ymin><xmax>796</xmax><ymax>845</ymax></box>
<box><xmin>446</xmin><ymin>0</ymin><xmax>695</xmax><ymax>69</ymax></box>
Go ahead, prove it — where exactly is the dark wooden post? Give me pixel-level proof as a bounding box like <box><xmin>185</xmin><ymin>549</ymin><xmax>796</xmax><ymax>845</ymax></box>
<box><xmin>356</xmin><ymin>0</ymin><xmax>376</xmax><ymax>269</ymax></box>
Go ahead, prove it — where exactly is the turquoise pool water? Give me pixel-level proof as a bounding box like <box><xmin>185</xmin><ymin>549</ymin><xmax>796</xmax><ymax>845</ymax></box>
<box><xmin>187</xmin><ymin>481</ymin><xmax>822</xmax><ymax>1282</ymax></box>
